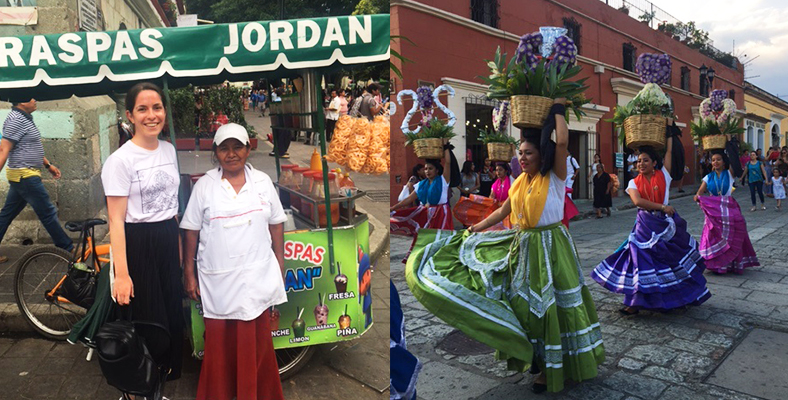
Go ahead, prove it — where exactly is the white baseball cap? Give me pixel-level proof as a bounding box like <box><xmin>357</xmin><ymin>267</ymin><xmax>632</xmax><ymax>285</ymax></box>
<box><xmin>213</xmin><ymin>123</ymin><xmax>250</xmax><ymax>145</ymax></box>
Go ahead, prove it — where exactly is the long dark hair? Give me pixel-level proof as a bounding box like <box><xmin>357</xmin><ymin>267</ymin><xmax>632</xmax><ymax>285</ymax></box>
<box><xmin>461</xmin><ymin>160</ymin><xmax>475</xmax><ymax>175</ymax></box>
<box><xmin>411</xmin><ymin>164</ymin><xmax>424</xmax><ymax>180</ymax></box>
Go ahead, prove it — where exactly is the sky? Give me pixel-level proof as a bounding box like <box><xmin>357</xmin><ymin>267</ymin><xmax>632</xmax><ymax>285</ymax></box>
<box><xmin>653</xmin><ymin>0</ymin><xmax>788</xmax><ymax>98</ymax></box>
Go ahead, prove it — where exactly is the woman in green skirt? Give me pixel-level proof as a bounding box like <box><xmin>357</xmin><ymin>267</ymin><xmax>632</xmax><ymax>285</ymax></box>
<box><xmin>405</xmin><ymin>99</ymin><xmax>604</xmax><ymax>393</ymax></box>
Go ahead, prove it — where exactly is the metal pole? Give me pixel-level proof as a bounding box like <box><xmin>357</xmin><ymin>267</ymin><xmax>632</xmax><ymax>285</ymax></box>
<box><xmin>162</xmin><ymin>77</ymin><xmax>185</xmax><ymax>215</ymax></box>
<box><xmin>316</xmin><ymin>72</ymin><xmax>336</xmax><ymax>275</ymax></box>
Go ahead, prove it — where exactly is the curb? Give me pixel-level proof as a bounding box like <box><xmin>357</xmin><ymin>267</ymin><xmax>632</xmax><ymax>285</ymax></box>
<box><xmin>358</xmin><ymin>205</ymin><xmax>390</xmax><ymax>266</ymax></box>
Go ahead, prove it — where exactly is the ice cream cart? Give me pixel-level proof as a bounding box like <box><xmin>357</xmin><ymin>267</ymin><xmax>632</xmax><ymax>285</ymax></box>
<box><xmin>0</xmin><ymin>14</ymin><xmax>389</xmax><ymax>378</ymax></box>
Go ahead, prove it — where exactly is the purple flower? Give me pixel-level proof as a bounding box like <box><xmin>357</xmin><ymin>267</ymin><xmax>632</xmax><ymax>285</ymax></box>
<box><xmin>416</xmin><ymin>86</ymin><xmax>434</xmax><ymax>110</ymax></box>
<box><xmin>636</xmin><ymin>53</ymin><xmax>672</xmax><ymax>85</ymax></box>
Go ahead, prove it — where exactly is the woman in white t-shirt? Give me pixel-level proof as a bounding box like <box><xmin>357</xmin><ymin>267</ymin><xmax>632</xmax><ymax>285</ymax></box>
<box><xmin>100</xmin><ymin>82</ymin><xmax>184</xmax><ymax>392</ymax></box>
<box><xmin>181</xmin><ymin>124</ymin><xmax>286</xmax><ymax>400</ymax></box>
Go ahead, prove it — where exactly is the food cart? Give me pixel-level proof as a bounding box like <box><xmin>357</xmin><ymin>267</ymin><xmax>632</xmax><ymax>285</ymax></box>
<box><xmin>0</xmin><ymin>14</ymin><xmax>390</xmax><ymax>378</ymax></box>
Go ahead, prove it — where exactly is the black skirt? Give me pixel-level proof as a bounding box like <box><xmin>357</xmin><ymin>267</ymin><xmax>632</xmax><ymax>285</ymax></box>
<box><xmin>117</xmin><ymin>218</ymin><xmax>184</xmax><ymax>380</ymax></box>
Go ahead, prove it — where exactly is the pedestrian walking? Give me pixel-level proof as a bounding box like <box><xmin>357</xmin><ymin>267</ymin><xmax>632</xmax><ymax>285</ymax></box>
<box><xmin>489</xmin><ymin>162</ymin><xmax>513</xmax><ymax>203</ymax></box>
<box><xmin>694</xmin><ymin>150</ymin><xmax>759</xmax><ymax>274</ymax></box>
<box><xmin>740</xmin><ymin>151</ymin><xmax>768</xmax><ymax>211</ymax></box>
<box><xmin>592</xmin><ymin>163</ymin><xmax>612</xmax><ymax>218</ymax></box>
<box><xmin>406</xmin><ymin>99</ymin><xmax>605</xmax><ymax>394</ymax></box>
<box><xmin>592</xmin><ymin>120</ymin><xmax>711</xmax><ymax>315</ymax></box>
<box><xmin>0</xmin><ymin>98</ymin><xmax>74</xmax><ymax>263</ymax></box>
<box><xmin>766</xmin><ymin>168</ymin><xmax>786</xmax><ymax>210</ymax></box>
<box><xmin>397</xmin><ymin>164</ymin><xmax>425</xmax><ymax>207</ymax></box>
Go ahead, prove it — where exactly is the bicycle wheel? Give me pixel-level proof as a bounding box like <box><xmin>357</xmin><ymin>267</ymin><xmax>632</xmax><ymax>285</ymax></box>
<box><xmin>14</xmin><ymin>246</ymin><xmax>87</xmax><ymax>340</ymax></box>
<box><xmin>276</xmin><ymin>345</ymin><xmax>315</xmax><ymax>380</ymax></box>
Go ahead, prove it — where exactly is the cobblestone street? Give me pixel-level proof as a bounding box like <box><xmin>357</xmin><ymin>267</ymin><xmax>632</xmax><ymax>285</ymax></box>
<box><xmin>391</xmin><ymin>188</ymin><xmax>788</xmax><ymax>400</ymax></box>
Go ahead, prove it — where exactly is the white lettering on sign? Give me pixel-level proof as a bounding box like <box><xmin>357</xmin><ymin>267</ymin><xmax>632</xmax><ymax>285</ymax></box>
<box><xmin>328</xmin><ymin>292</ymin><xmax>356</xmax><ymax>301</ymax></box>
<box><xmin>86</xmin><ymin>32</ymin><xmax>112</xmax><ymax>63</ymax></box>
<box><xmin>269</xmin><ymin>21</ymin><xmax>294</xmax><ymax>51</ymax></box>
<box><xmin>242</xmin><ymin>22</ymin><xmax>267</xmax><ymax>53</ymax></box>
<box><xmin>322</xmin><ymin>18</ymin><xmax>346</xmax><ymax>47</ymax></box>
<box><xmin>112</xmin><ymin>31</ymin><xmax>139</xmax><ymax>61</ymax></box>
<box><xmin>224</xmin><ymin>23</ymin><xmax>239</xmax><ymax>54</ymax></box>
<box><xmin>57</xmin><ymin>34</ymin><xmax>83</xmax><ymax>64</ymax></box>
<box><xmin>29</xmin><ymin>36</ymin><xmax>56</xmax><ymax>66</ymax></box>
<box><xmin>348</xmin><ymin>15</ymin><xmax>372</xmax><ymax>45</ymax></box>
<box><xmin>297</xmin><ymin>19</ymin><xmax>320</xmax><ymax>48</ymax></box>
<box><xmin>139</xmin><ymin>29</ymin><xmax>164</xmax><ymax>59</ymax></box>
<box><xmin>0</xmin><ymin>37</ymin><xmax>25</xmax><ymax>68</ymax></box>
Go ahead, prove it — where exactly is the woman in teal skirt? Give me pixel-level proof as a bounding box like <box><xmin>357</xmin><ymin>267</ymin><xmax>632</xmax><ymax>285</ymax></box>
<box><xmin>405</xmin><ymin>99</ymin><xmax>604</xmax><ymax>393</ymax></box>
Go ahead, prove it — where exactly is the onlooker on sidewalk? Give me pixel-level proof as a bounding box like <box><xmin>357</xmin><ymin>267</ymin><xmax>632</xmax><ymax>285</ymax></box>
<box><xmin>338</xmin><ymin>88</ymin><xmax>348</xmax><ymax>116</ymax></box>
<box><xmin>325</xmin><ymin>90</ymin><xmax>341</xmax><ymax>144</ymax></box>
<box><xmin>565</xmin><ymin>152</ymin><xmax>580</xmax><ymax>199</ymax></box>
<box><xmin>260</xmin><ymin>89</ymin><xmax>268</xmax><ymax>117</ymax></box>
<box><xmin>592</xmin><ymin>163</ymin><xmax>613</xmax><ymax>218</ymax></box>
<box><xmin>269</xmin><ymin>88</ymin><xmax>289</xmax><ymax>159</ymax></box>
<box><xmin>0</xmin><ymin>98</ymin><xmax>74</xmax><ymax>263</ymax></box>
<box><xmin>358</xmin><ymin>83</ymin><xmax>386</xmax><ymax>121</ymax></box>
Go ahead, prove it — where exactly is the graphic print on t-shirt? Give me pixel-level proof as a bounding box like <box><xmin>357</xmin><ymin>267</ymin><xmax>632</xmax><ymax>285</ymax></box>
<box><xmin>136</xmin><ymin>164</ymin><xmax>178</xmax><ymax>214</ymax></box>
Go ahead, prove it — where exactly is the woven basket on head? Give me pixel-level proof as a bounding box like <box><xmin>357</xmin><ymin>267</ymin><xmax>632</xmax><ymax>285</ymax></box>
<box><xmin>413</xmin><ymin>138</ymin><xmax>444</xmax><ymax>159</ymax></box>
<box><xmin>702</xmin><ymin>135</ymin><xmax>727</xmax><ymax>150</ymax></box>
<box><xmin>624</xmin><ymin>114</ymin><xmax>666</xmax><ymax>150</ymax></box>
<box><xmin>510</xmin><ymin>95</ymin><xmax>553</xmax><ymax>129</ymax></box>
<box><xmin>487</xmin><ymin>142</ymin><xmax>513</xmax><ymax>162</ymax></box>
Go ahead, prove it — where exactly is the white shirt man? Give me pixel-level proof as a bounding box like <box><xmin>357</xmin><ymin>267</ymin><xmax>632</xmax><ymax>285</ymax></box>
<box><xmin>565</xmin><ymin>154</ymin><xmax>580</xmax><ymax>198</ymax></box>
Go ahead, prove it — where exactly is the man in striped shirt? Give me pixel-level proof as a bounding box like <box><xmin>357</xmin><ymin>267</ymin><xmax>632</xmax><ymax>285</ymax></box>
<box><xmin>0</xmin><ymin>99</ymin><xmax>73</xmax><ymax>263</ymax></box>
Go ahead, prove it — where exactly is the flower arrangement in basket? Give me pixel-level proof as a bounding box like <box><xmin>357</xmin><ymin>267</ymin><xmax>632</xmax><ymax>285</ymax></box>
<box><xmin>481</xmin><ymin>27</ymin><xmax>589</xmax><ymax>128</ymax></box>
<box><xmin>400</xmin><ymin>86</ymin><xmax>457</xmax><ymax>159</ymax></box>
<box><xmin>404</xmin><ymin>117</ymin><xmax>455</xmax><ymax>159</ymax></box>
<box><xmin>609</xmin><ymin>53</ymin><xmax>674</xmax><ymax>149</ymax></box>
<box><xmin>480</xmin><ymin>101</ymin><xmax>518</xmax><ymax>161</ymax></box>
<box><xmin>691</xmin><ymin>89</ymin><xmax>744</xmax><ymax>150</ymax></box>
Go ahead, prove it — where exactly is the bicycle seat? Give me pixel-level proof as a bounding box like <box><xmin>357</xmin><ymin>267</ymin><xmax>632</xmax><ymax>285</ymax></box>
<box><xmin>65</xmin><ymin>219</ymin><xmax>107</xmax><ymax>232</ymax></box>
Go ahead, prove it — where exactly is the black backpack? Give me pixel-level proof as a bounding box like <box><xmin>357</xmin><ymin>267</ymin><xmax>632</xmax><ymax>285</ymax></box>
<box><xmin>95</xmin><ymin>319</ymin><xmax>170</xmax><ymax>398</ymax></box>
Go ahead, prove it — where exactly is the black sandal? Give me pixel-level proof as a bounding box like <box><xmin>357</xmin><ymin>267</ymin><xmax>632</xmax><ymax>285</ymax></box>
<box><xmin>619</xmin><ymin>306</ymin><xmax>639</xmax><ymax>315</ymax></box>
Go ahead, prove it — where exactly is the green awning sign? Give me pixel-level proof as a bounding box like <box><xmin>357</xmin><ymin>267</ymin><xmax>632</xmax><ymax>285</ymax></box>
<box><xmin>0</xmin><ymin>14</ymin><xmax>389</xmax><ymax>99</ymax></box>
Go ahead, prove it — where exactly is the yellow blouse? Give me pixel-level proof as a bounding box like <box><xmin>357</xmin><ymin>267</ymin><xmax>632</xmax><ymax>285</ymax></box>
<box><xmin>508</xmin><ymin>172</ymin><xmax>550</xmax><ymax>229</ymax></box>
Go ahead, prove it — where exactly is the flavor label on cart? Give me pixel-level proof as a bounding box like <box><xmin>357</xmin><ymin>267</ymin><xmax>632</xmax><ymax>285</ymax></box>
<box><xmin>329</xmin><ymin>291</ymin><xmax>356</xmax><ymax>300</ymax></box>
<box><xmin>187</xmin><ymin>220</ymin><xmax>373</xmax><ymax>357</ymax></box>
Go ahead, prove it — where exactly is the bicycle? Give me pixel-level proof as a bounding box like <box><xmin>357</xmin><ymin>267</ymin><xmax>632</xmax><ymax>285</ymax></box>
<box><xmin>14</xmin><ymin>218</ymin><xmax>109</xmax><ymax>340</ymax></box>
<box><xmin>14</xmin><ymin>218</ymin><xmax>314</xmax><ymax>377</ymax></box>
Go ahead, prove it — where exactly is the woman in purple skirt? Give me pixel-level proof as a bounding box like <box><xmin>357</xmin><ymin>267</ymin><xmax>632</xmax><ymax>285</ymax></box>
<box><xmin>694</xmin><ymin>150</ymin><xmax>759</xmax><ymax>274</ymax></box>
<box><xmin>592</xmin><ymin>124</ymin><xmax>711</xmax><ymax>315</ymax></box>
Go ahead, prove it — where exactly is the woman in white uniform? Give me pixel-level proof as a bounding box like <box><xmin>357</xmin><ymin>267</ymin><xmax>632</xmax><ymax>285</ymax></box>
<box><xmin>181</xmin><ymin>123</ymin><xmax>287</xmax><ymax>400</ymax></box>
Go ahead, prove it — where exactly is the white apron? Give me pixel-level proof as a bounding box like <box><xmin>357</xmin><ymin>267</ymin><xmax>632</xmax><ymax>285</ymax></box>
<box><xmin>196</xmin><ymin>166</ymin><xmax>288</xmax><ymax>320</ymax></box>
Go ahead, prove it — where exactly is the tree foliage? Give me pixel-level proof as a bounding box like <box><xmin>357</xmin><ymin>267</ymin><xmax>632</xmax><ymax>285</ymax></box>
<box><xmin>184</xmin><ymin>0</ymin><xmax>359</xmax><ymax>24</ymax></box>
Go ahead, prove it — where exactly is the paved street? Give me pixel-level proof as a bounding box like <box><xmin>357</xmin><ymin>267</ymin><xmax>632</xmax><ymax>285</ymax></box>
<box><xmin>0</xmin><ymin>109</ymin><xmax>392</xmax><ymax>399</ymax></box>
<box><xmin>391</xmin><ymin>187</ymin><xmax>788</xmax><ymax>400</ymax></box>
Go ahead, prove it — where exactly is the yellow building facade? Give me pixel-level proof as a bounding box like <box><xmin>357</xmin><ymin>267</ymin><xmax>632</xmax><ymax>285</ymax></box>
<box><xmin>744</xmin><ymin>82</ymin><xmax>788</xmax><ymax>151</ymax></box>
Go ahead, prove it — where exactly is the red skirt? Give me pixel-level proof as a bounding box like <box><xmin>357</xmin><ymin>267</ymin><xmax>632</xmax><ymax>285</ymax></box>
<box><xmin>391</xmin><ymin>204</ymin><xmax>454</xmax><ymax>263</ymax></box>
<box><xmin>197</xmin><ymin>310</ymin><xmax>284</xmax><ymax>400</ymax></box>
<box><xmin>390</xmin><ymin>204</ymin><xmax>453</xmax><ymax>236</ymax></box>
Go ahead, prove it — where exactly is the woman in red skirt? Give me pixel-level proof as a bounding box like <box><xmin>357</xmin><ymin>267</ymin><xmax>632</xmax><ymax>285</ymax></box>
<box><xmin>391</xmin><ymin>143</ymin><xmax>454</xmax><ymax>261</ymax></box>
<box><xmin>181</xmin><ymin>123</ymin><xmax>286</xmax><ymax>400</ymax></box>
